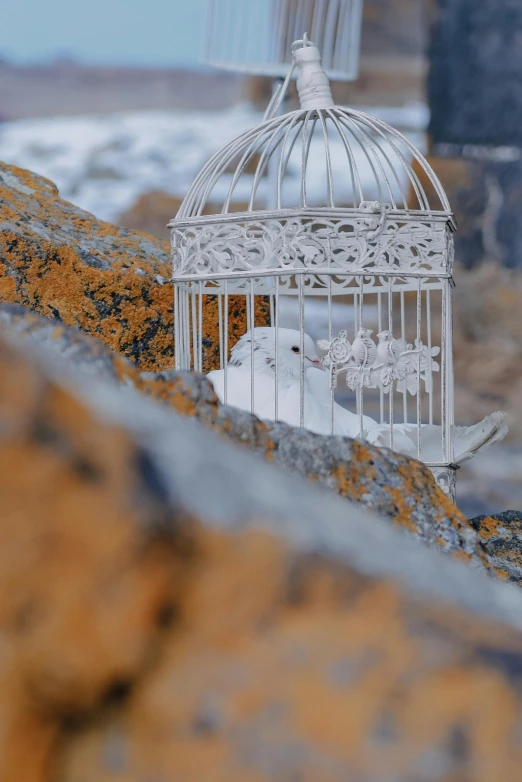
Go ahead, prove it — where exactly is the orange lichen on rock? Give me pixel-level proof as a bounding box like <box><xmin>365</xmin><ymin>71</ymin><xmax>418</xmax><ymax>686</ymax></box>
<box><xmin>0</xmin><ymin>302</ymin><xmax>485</xmax><ymax>568</ymax></box>
<box><xmin>0</xmin><ymin>335</ymin><xmax>193</xmax><ymax>782</ymax></box>
<box><xmin>59</xmin><ymin>527</ymin><xmax>522</xmax><ymax>782</ymax></box>
<box><xmin>470</xmin><ymin>512</ymin><xmax>522</xmax><ymax>585</ymax></box>
<box><xmin>326</xmin><ymin>441</ymin><xmax>481</xmax><ymax>563</ymax></box>
<box><xmin>200</xmin><ymin>293</ymin><xmax>272</xmax><ymax>372</ymax></box>
<box><xmin>2</xmin><ymin>328</ymin><xmax>522</xmax><ymax>781</ymax></box>
<box><xmin>0</xmin><ymin>161</ymin><xmax>269</xmax><ymax>372</ymax></box>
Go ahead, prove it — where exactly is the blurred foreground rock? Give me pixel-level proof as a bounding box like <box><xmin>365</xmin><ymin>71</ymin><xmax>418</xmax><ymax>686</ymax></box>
<box><xmin>0</xmin><ymin>161</ymin><xmax>267</xmax><ymax>372</ymax></box>
<box><xmin>0</xmin><ymin>303</ymin><xmax>483</xmax><ymax>568</ymax></box>
<box><xmin>3</xmin><ymin>328</ymin><xmax>522</xmax><ymax>781</ymax></box>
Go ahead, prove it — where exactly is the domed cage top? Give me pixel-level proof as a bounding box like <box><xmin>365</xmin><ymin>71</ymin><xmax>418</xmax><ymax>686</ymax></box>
<box><xmin>170</xmin><ymin>37</ymin><xmax>457</xmax><ymax>500</ymax></box>
<box><xmin>204</xmin><ymin>0</ymin><xmax>364</xmax><ymax>80</ymax></box>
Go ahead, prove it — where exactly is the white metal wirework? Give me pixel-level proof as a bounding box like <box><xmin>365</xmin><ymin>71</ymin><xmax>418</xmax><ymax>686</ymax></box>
<box><xmin>172</xmin><ymin>37</ymin><xmax>459</xmax><ymax>501</ymax></box>
<box><xmin>204</xmin><ymin>0</ymin><xmax>363</xmax><ymax>81</ymax></box>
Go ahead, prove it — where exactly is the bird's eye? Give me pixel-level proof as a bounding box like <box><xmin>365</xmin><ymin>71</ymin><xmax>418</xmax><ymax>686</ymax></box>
<box><xmin>291</xmin><ymin>346</ymin><xmax>300</xmax><ymax>354</ymax></box>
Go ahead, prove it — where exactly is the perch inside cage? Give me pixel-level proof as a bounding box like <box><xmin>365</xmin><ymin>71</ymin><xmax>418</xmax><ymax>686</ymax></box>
<box><xmin>171</xmin><ymin>36</ymin><xmax>507</xmax><ymax>502</ymax></box>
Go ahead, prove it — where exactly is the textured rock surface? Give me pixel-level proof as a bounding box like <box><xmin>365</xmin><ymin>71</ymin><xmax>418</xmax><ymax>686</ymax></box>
<box><xmin>1</xmin><ymin>303</ymin><xmax>482</xmax><ymax>566</ymax></box>
<box><xmin>0</xmin><ymin>332</ymin><xmax>192</xmax><ymax>782</ymax></box>
<box><xmin>0</xmin><ymin>161</ymin><xmax>267</xmax><ymax>372</ymax></box>
<box><xmin>0</xmin><ymin>302</ymin><xmax>140</xmax><ymax>385</ymax></box>
<box><xmin>470</xmin><ymin>512</ymin><xmax>522</xmax><ymax>584</ymax></box>
<box><xmin>3</xmin><ymin>329</ymin><xmax>522</xmax><ymax>781</ymax></box>
<box><xmin>148</xmin><ymin>367</ymin><xmax>486</xmax><ymax>567</ymax></box>
<box><xmin>0</xmin><ymin>162</ymin><xmax>172</xmax><ymax>369</ymax></box>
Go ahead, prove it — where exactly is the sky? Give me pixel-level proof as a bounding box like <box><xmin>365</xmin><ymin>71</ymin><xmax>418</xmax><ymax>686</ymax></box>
<box><xmin>1</xmin><ymin>0</ymin><xmax>208</xmax><ymax>66</ymax></box>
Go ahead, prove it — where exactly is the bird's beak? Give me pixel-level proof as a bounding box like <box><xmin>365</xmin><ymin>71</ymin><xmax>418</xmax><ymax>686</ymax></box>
<box><xmin>306</xmin><ymin>356</ymin><xmax>325</xmax><ymax>370</ymax></box>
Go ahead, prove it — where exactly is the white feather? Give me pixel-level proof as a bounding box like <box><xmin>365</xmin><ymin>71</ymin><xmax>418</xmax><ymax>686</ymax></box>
<box><xmin>366</xmin><ymin>411</ymin><xmax>509</xmax><ymax>464</ymax></box>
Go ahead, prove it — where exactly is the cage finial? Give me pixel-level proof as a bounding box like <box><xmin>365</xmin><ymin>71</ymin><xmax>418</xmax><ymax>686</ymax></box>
<box><xmin>292</xmin><ymin>34</ymin><xmax>335</xmax><ymax>110</ymax></box>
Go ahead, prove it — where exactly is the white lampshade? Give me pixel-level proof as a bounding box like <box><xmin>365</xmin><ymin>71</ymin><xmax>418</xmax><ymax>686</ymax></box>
<box><xmin>204</xmin><ymin>0</ymin><xmax>363</xmax><ymax>81</ymax></box>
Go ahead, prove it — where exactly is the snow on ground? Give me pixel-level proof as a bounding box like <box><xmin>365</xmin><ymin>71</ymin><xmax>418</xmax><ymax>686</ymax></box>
<box><xmin>0</xmin><ymin>103</ymin><xmax>428</xmax><ymax>222</ymax></box>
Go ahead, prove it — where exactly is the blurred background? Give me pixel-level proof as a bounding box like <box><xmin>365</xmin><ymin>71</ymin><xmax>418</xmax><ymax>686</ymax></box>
<box><xmin>1</xmin><ymin>0</ymin><xmax>521</xmax><ymax>517</ymax></box>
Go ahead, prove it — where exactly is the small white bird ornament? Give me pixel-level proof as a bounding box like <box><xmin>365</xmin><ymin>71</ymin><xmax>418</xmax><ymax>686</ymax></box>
<box><xmin>351</xmin><ymin>327</ymin><xmax>377</xmax><ymax>368</ymax></box>
<box><xmin>374</xmin><ymin>329</ymin><xmax>401</xmax><ymax>387</ymax></box>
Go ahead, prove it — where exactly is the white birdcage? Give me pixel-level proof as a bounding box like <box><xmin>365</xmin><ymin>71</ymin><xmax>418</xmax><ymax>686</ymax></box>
<box><xmin>204</xmin><ymin>0</ymin><xmax>363</xmax><ymax>80</ymax></box>
<box><xmin>171</xmin><ymin>37</ymin><xmax>459</xmax><ymax>500</ymax></box>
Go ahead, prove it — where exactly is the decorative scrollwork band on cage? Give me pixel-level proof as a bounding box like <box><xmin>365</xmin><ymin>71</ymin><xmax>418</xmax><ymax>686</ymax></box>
<box><xmin>318</xmin><ymin>328</ymin><xmax>441</xmax><ymax>393</ymax></box>
<box><xmin>171</xmin><ymin>210</ymin><xmax>454</xmax><ymax>281</ymax></box>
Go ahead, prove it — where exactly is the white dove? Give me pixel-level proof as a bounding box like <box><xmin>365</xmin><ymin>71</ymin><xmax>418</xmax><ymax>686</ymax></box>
<box><xmin>206</xmin><ymin>327</ymin><xmax>508</xmax><ymax>465</ymax></box>
<box><xmin>207</xmin><ymin>327</ymin><xmax>374</xmax><ymax>437</ymax></box>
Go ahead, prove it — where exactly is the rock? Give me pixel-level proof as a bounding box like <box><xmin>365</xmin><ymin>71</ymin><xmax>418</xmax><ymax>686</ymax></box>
<box><xmin>0</xmin><ymin>162</ymin><xmax>172</xmax><ymax>370</ymax></box>
<box><xmin>470</xmin><ymin>512</ymin><xmax>522</xmax><ymax>583</ymax></box>
<box><xmin>118</xmin><ymin>191</ymin><xmax>186</xmax><ymax>242</ymax></box>
<box><xmin>0</xmin><ymin>302</ymin><xmax>139</xmax><ymax>385</ymax></box>
<box><xmin>3</xmin><ymin>327</ymin><xmax>522</xmax><ymax>781</ymax></box>
<box><xmin>2</xmin><ymin>303</ymin><xmax>482</xmax><ymax>565</ymax></box>
<box><xmin>0</xmin><ymin>161</ymin><xmax>266</xmax><ymax>372</ymax></box>
<box><xmin>146</xmin><ymin>369</ymin><xmax>487</xmax><ymax>567</ymax></box>
<box><xmin>118</xmin><ymin>191</ymin><xmax>224</xmax><ymax>242</ymax></box>
<box><xmin>0</xmin><ymin>328</ymin><xmax>192</xmax><ymax>782</ymax></box>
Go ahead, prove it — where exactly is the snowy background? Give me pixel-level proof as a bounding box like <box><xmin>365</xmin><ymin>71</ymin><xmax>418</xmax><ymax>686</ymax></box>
<box><xmin>0</xmin><ymin>103</ymin><xmax>428</xmax><ymax>222</ymax></box>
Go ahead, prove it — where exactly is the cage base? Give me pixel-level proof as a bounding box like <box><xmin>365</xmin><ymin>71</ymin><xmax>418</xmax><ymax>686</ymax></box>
<box><xmin>429</xmin><ymin>465</ymin><xmax>458</xmax><ymax>505</ymax></box>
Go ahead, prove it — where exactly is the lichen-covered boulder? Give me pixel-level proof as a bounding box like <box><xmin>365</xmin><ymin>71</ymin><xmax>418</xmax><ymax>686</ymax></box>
<box><xmin>145</xmin><ymin>367</ymin><xmax>487</xmax><ymax>567</ymax></box>
<box><xmin>1</xmin><ymin>303</ymin><xmax>483</xmax><ymax>565</ymax></box>
<box><xmin>0</xmin><ymin>161</ymin><xmax>266</xmax><ymax>372</ymax></box>
<box><xmin>2</xmin><ymin>328</ymin><xmax>522</xmax><ymax>782</ymax></box>
<box><xmin>0</xmin><ymin>162</ymin><xmax>172</xmax><ymax>369</ymax></box>
<box><xmin>0</xmin><ymin>329</ymin><xmax>192</xmax><ymax>782</ymax></box>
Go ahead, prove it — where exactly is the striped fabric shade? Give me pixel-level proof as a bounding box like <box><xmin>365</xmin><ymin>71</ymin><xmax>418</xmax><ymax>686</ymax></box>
<box><xmin>204</xmin><ymin>0</ymin><xmax>363</xmax><ymax>81</ymax></box>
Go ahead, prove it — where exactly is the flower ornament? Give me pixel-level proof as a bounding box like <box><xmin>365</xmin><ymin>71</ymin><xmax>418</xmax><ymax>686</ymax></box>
<box><xmin>317</xmin><ymin>329</ymin><xmax>441</xmax><ymax>395</ymax></box>
<box><xmin>318</xmin><ymin>330</ymin><xmax>352</xmax><ymax>369</ymax></box>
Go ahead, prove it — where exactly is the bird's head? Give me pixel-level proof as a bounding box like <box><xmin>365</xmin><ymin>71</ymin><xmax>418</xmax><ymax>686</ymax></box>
<box><xmin>377</xmin><ymin>330</ymin><xmax>392</xmax><ymax>341</ymax></box>
<box><xmin>357</xmin><ymin>328</ymin><xmax>374</xmax><ymax>338</ymax></box>
<box><xmin>230</xmin><ymin>327</ymin><xmax>322</xmax><ymax>381</ymax></box>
